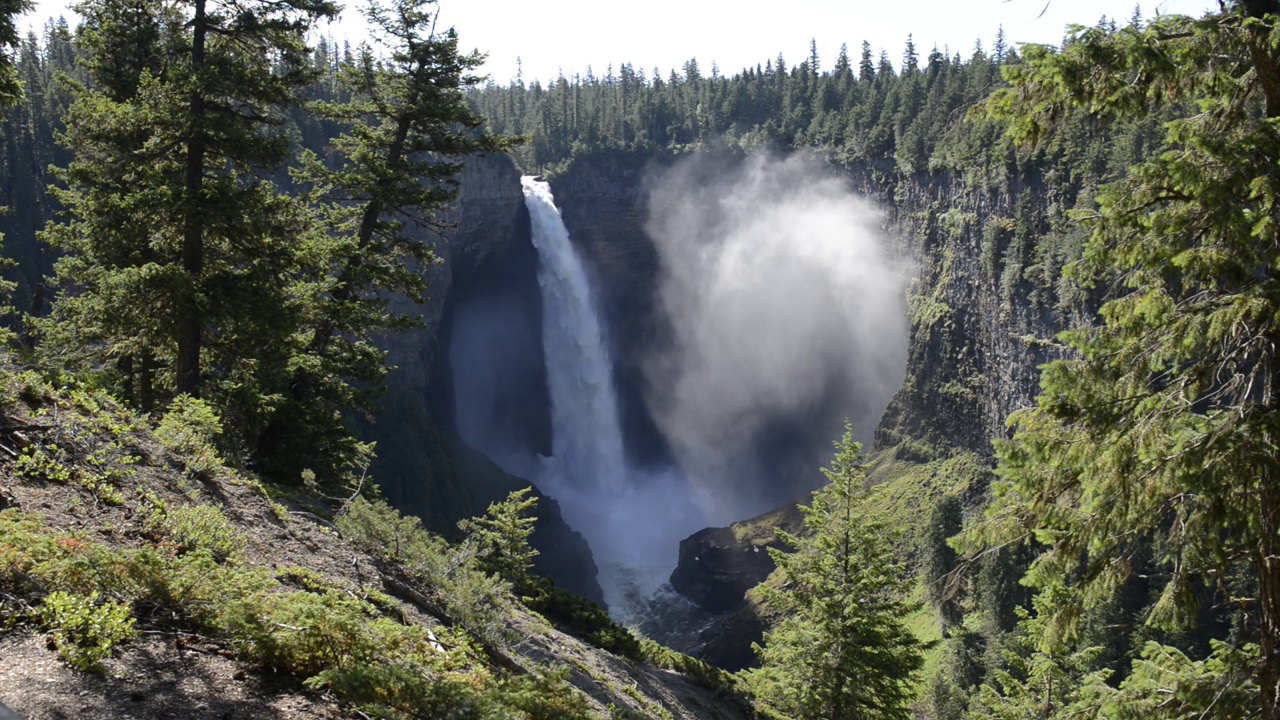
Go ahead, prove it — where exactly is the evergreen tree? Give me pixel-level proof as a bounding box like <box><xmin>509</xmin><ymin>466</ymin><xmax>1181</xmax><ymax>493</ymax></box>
<box><xmin>969</xmin><ymin>4</ymin><xmax>1280</xmax><ymax>716</ymax></box>
<box><xmin>923</xmin><ymin>494</ymin><xmax>963</xmax><ymax>633</ymax></box>
<box><xmin>0</xmin><ymin>0</ymin><xmax>35</xmax><ymax>341</ymax></box>
<box><xmin>40</xmin><ymin>0</ymin><xmax>335</xmax><ymax>451</ymax></box>
<box><xmin>259</xmin><ymin>0</ymin><xmax>505</xmax><ymax>483</ymax></box>
<box><xmin>0</xmin><ymin>0</ymin><xmax>29</xmax><ymax>107</ymax></box>
<box><xmin>458</xmin><ymin>487</ymin><xmax>539</xmax><ymax>585</ymax></box>
<box><xmin>744</xmin><ymin>426</ymin><xmax>922</xmax><ymax>720</ymax></box>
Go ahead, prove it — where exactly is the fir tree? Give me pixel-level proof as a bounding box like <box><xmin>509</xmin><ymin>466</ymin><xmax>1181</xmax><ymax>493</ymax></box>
<box><xmin>40</xmin><ymin>0</ymin><xmax>335</xmax><ymax>449</ymax></box>
<box><xmin>259</xmin><ymin>0</ymin><xmax>505</xmax><ymax>483</ymax></box>
<box><xmin>458</xmin><ymin>487</ymin><xmax>539</xmax><ymax>585</ymax></box>
<box><xmin>969</xmin><ymin>5</ymin><xmax>1280</xmax><ymax>716</ymax></box>
<box><xmin>745</xmin><ymin>426</ymin><xmax>922</xmax><ymax>720</ymax></box>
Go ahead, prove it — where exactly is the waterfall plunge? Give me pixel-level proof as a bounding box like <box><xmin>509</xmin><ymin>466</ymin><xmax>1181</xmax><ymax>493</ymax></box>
<box><xmin>522</xmin><ymin>177</ymin><xmax>628</xmax><ymax>494</ymax></box>
<box><xmin>521</xmin><ymin>176</ymin><xmax>704</xmax><ymax>619</ymax></box>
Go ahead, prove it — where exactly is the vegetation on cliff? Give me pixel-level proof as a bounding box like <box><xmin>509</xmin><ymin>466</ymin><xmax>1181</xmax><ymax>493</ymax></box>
<box><xmin>3</xmin><ymin>0</ymin><xmax>1280</xmax><ymax>717</ymax></box>
<box><xmin>468</xmin><ymin>3</ymin><xmax>1280</xmax><ymax>718</ymax></box>
<box><xmin>0</xmin><ymin>361</ymin><xmax>748</xmax><ymax>718</ymax></box>
<box><xmin>0</xmin><ymin>0</ymin><xmax>743</xmax><ymax>716</ymax></box>
<box><xmin>745</xmin><ymin>429</ymin><xmax>922</xmax><ymax>720</ymax></box>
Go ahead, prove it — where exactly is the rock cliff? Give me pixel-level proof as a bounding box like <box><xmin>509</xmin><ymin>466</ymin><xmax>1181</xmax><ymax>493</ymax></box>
<box><xmin>540</xmin><ymin>149</ymin><xmax>1072</xmax><ymax>664</ymax></box>
<box><xmin>363</xmin><ymin>153</ymin><xmax>604</xmax><ymax>606</ymax></box>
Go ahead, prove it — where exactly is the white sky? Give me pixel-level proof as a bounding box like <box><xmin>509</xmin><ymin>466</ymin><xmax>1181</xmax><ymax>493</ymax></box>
<box><xmin>24</xmin><ymin>0</ymin><xmax>1218</xmax><ymax>84</ymax></box>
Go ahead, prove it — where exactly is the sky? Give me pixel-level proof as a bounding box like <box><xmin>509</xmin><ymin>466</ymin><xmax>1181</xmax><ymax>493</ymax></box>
<box><xmin>23</xmin><ymin>0</ymin><xmax>1219</xmax><ymax>84</ymax></box>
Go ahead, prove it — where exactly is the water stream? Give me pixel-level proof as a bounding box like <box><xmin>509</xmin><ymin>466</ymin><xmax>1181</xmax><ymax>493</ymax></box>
<box><xmin>521</xmin><ymin>176</ymin><xmax>703</xmax><ymax>619</ymax></box>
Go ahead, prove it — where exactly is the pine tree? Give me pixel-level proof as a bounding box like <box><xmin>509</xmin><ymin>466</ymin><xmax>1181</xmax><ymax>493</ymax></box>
<box><xmin>0</xmin><ymin>0</ymin><xmax>34</xmax><ymax>343</ymax></box>
<box><xmin>458</xmin><ymin>487</ymin><xmax>539</xmax><ymax>585</ymax></box>
<box><xmin>744</xmin><ymin>426</ymin><xmax>922</xmax><ymax>720</ymax></box>
<box><xmin>969</xmin><ymin>5</ymin><xmax>1280</xmax><ymax>716</ymax></box>
<box><xmin>262</xmin><ymin>0</ymin><xmax>506</xmax><ymax>484</ymax></box>
<box><xmin>923</xmin><ymin>494</ymin><xmax>963</xmax><ymax>633</ymax></box>
<box><xmin>40</xmin><ymin>0</ymin><xmax>335</xmax><ymax>442</ymax></box>
<box><xmin>0</xmin><ymin>0</ymin><xmax>30</xmax><ymax>108</ymax></box>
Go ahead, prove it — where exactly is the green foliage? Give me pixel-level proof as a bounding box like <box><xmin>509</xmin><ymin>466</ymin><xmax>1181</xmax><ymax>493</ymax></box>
<box><xmin>962</xmin><ymin>6</ymin><xmax>1280</xmax><ymax>718</ymax></box>
<box><xmin>743</xmin><ymin>426</ymin><xmax>923</xmax><ymax>720</ymax></box>
<box><xmin>1102</xmin><ymin>641</ymin><xmax>1258</xmax><ymax>720</ymax></box>
<box><xmin>458</xmin><ymin>487</ymin><xmax>540</xmax><ymax>585</ymax></box>
<box><xmin>0</xmin><ymin>508</ymin><xmax>590</xmax><ymax>717</ymax></box>
<box><xmin>922</xmin><ymin>495</ymin><xmax>963</xmax><ymax>632</ymax></box>
<box><xmin>15</xmin><ymin>443</ymin><xmax>71</xmax><ymax>483</ymax></box>
<box><xmin>39</xmin><ymin>590</ymin><xmax>136</xmax><ymax>671</ymax></box>
<box><xmin>638</xmin><ymin>638</ymin><xmax>738</xmax><ymax>695</ymax></box>
<box><xmin>151</xmin><ymin>503</ymin><xmax>245</xmax><ymax>562</ymax></box>
<box><xmin>251</xmin><ymin>0</ymin><xmax>504</xmax><ymax>488</ymax></box>
<box><xmin>337</xmin><ymin>496</ymin><xmax>512</xmax><ymax>643</ymax></box>
<box><xmin>965</xmin><ymin>585</ymin><xmax>1111</xmax><ymax>719</ymax></box>
<box><xmin>153</xmin><ymin>395</ymin><xmax>223</xmax><ymax>477</ymax></box>
<box><xmin>520</xmin><ymin>574</ymin><xmax>641</xmax><ymax>657</ymax></box>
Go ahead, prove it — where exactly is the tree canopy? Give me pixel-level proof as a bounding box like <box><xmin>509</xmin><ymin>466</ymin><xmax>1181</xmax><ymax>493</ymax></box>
<box><xmin>963</xmin><ymin>3</ymin><xmax>1280</xmax><ymax>717</ymax></box>
<box><xmin>745</xmin><ymin>428</ymin><xmax>922</xmax><ymax>720</ymax></box>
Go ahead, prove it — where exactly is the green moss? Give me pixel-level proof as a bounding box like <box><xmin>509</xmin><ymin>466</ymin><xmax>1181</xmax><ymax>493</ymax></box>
<box><xmin>864</xmin><ymin>447</ymin><xmax>992</xmax><ymax>563</ymax></box>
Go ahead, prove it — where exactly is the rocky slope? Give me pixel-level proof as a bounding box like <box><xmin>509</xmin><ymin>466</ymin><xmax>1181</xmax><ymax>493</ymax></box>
<box><xmin>0</xmin><ymin>366</ymin><xmax>753</xmax><ymax>720</ymax></box>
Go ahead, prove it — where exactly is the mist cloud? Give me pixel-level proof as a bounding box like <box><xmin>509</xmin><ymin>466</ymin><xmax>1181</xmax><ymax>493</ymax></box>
<box><xmin>643</xmin><ymin>151</ymin><xmax>909</xmax><ymax>520</ymax></box>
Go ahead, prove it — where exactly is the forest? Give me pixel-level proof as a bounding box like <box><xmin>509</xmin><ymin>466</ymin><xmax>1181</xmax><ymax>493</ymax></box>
<box><xmin>0</xmin><ymin>0</ymin><xmax>1277</xmax><ymax>719</ymax></box>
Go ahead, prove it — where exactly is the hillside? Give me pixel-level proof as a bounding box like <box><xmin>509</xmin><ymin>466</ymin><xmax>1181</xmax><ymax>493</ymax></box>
<box><xmin>0</xmin><ymin>363</ymin><xmax>752</xmax><ymax>719</ymax></box>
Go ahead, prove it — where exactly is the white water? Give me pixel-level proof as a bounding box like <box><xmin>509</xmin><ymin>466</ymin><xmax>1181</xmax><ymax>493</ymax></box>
<box><xmin>522</xmin><ymin>176</ymin><xmax>628</xmax><ymax>495</ymax></box>
<box><xmin>521</xmin><ymin>176</ymin><xmax>706</xmax><ymax>620</ymax></box>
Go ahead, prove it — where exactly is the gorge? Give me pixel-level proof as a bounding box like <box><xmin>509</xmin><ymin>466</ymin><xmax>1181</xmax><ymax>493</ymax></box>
<box><xmin>369</xmin><ymin>148</ymin><xmax>931</xmax><ymax>638</ymax></box>
<box><xmin>5</xmin><ymin>6</ymin><xmax>1276</xmax><ymax>717</ymax></box>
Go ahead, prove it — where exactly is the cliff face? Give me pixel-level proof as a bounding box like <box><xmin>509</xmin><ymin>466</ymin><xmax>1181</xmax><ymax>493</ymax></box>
<box><xmin>547</xmin><ymin>149</ymin><xmax>675</xmax><ymax>469</ymax></box>
<box><xmin>867</xmin><ymin>171</ymin><xmax>1068</xmax><ymax>457</ymax></box>
<box><xmin>365</xmin><ymin>147</ymin><xmax>1070</xmax><ymax>653</ymax></box>
<box><xmin>365</xmin><ymin>153</ymin><xmax>603</xmax><ymax>606</ymax></box>
<box><xmin>542</xmin><ymin>150</ymin><xmax>1069</xmax><ymax>663</ymax></box>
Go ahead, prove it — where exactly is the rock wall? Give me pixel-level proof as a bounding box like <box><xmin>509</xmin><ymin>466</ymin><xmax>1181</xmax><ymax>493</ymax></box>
<box><xmin>547</xmin><ymin>148</ymin><xmax>676</xmax><ymax>469</ymax></box>
<box><xmin>366</xmin><ymin>153</ymin><xmax>604</xmax><ymax>606</ymax></box>
<box><xmin>542</xmin><ymin>149</ymin><xmax>1075</xmax><ymax>663</ymax></box>
<box><xmin>363</xmin><ymin>146</ymin><xmax>1075</xmax><ymax>632</ymax></box>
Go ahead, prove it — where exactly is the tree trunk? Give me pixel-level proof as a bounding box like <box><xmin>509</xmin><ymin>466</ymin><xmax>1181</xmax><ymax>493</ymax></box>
<box><xmin>176</xmin><ymin>0</ymin><xmax>206</xmax><ymax>396</ymax></box>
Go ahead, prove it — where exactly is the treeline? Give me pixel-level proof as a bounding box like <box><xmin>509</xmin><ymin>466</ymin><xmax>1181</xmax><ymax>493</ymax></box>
<box><xmin>464</xmin><ymin>17</ymin><xmax>1158</xmax><ymax>178</ymax></box>
<box><xmin>469</xmin><ymin>33</ymin><xmax>1012</xmax><ymax>173</ymax></box>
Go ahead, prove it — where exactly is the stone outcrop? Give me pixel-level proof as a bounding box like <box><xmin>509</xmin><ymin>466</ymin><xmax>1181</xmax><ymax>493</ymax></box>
<box><xmin>668</xmin><ymin>503</ymin><xmax>803</xmax><ymax>613</ymax></box>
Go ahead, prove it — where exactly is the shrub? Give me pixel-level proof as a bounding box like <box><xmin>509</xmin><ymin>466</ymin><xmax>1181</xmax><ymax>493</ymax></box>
<box><xmin>521</xmin><ymin>576</ymin><xmax>641</xmax><ymax>658</ymax></box>
<box><xmin>154</xmin><ymin>395</ymin><xmax>223</xmax><ymax>477</ymax></box>
<box><xmin>39</xmin><ymin>590</ymin><xmax>137</xmax><ymax>671</ymax></box>
<box><xmin>337</xmin><ymin>497</ymin><xmax>513</xmax><ymax>643</ymax></box>
<box><xmin>153</xmin><ymin>504</ymin><xmax>245</xmax><ymax>561</ymax></box>
<box><xmin>15</xmin><ymin>445</ymin><xmax>72</xmax><ymax>484</ymax></box>
<box><xmin>0</xmin><ymin>510</ymin><xmax>591</xmax><ymax>717</ymax></box>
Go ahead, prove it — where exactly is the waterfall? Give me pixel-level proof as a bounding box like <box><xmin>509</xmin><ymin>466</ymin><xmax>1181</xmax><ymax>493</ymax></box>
<box><xmin>520</xmin><ymin>176</ymin><xmax>708</xmax><ymax>620</ymax></box>
<box><xmin>521</xmin><ymin>176</ymin><xmax>628</xmax><ymax>494</ymax></box>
